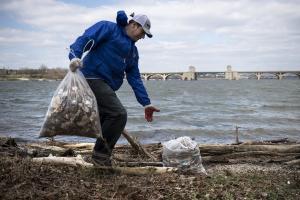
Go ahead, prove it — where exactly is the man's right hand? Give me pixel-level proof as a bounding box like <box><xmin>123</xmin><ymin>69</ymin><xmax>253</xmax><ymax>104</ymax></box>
<box><xmin>144</xmin><ymin>105</ymin><xmax>160</xmax><ymax>122</ymax></box>
<box><xmin>69</xmin><ymin>58</ymin><xmax>82</xmax><ymax>72</ymax></box>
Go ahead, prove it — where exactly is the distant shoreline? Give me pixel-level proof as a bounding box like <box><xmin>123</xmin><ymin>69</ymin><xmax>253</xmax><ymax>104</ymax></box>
<box><xmin>0</xmin><ymin>77</ymin><xmax>62</xmax><ymax>81</ymax></box>
<box><xmin>0</xmin><ymin>68</ymin><xmax>67</xmax><ymax>80</ymax></box>
<box><xmin>1</xmin><ymin>77</ymin><xmax>299</xmax><ymax>81</ymax></box>
<box><xmin>1</xmin><ymin>68</ymin><xmax>299</xmax><ymax>80</ymax></box>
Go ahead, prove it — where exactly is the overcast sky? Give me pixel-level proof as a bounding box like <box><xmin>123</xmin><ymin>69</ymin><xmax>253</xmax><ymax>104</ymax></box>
<box><xmin>0</xmin><ymin>0</ymin><xmax>300</xmax><ymax>72</ymax></box>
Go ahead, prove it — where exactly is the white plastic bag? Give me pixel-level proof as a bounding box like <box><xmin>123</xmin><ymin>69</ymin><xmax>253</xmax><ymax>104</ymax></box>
<box><xmin>39</xmin><ymin>69</ymin><xmax>101</xmax><ymax>138</ymax></box>
<box><xmin>162</xmin><ymin>136</ymin><xmax>206</xmax><ymax>174</ymax></box>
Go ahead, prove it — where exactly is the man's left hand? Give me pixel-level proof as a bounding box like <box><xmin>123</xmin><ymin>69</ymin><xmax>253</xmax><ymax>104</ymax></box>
<box><xmin>69</xmin><ymin>58</ymin><xmax>82</xmax><ymax>72</ymax></box>
<box><xmin>144</xmin><ymin>105</ymin><xmax>160</xmax><ymax>122</ymax></box>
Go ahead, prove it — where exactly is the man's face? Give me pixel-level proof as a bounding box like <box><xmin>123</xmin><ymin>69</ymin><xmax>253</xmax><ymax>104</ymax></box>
<box><xmin>131</xmin><ymin>23</ymin><xmax>146</xmax><ymax>42</ymax></box>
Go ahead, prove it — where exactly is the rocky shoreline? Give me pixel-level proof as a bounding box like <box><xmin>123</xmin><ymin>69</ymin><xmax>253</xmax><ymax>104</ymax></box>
<box><xmin>0</xmin><ymin>136</ymin><xmax>299</xmax><ymax>199</ymax></box>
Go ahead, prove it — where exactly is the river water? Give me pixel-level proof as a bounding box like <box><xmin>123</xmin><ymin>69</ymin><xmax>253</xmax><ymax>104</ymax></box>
<box><xmin>0</xmin><ymin>79</ymin><xmax>299</xmax><ymax>144</ymax></box>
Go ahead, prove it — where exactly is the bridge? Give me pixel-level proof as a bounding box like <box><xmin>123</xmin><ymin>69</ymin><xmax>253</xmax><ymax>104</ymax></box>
<box><xmin>237</xmin><ymin>71</ymin><xmax>300</xmax><ymax>80</ymax></box>
<box><xmin>140</xmin><ymin>66</ymin><xmax>300</xmax><ymax>80</ymax></box>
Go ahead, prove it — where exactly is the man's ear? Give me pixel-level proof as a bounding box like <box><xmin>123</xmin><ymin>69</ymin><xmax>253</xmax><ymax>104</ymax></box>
<box><xmin>129</xmin><ymin>22</ymin><xmax>135</xmax><ymax>29</ymax></box>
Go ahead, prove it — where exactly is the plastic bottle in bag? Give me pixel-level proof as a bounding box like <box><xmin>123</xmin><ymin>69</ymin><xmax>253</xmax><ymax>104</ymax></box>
<box><xmin>162</xmin><ymin>136</ymin><xmax>207</xmax><ymax>174</ymax></box>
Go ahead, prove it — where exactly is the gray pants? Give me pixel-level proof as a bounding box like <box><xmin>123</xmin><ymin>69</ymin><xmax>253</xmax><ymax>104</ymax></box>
<box><xmin>87</xmin><ymin>79</ymin><xmax>127</xmax><ymax>156</ymax></box>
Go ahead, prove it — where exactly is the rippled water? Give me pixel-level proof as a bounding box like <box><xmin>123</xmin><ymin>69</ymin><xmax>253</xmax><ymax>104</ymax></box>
<box><xmin>0</xmin><ymin>79</ymin><xmax>299</xmax><ymax>144</ymax></box>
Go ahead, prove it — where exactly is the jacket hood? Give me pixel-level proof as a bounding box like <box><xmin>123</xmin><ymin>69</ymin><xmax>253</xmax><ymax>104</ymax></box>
<box><xmin>116</xmin><ymin>10</ymin><xmax>128</xmax><ymax>27</ymax></box>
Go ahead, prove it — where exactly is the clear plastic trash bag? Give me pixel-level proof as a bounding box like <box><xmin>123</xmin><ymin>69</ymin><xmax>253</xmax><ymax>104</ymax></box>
<box><xmin>39</xmin><ymin>69</ymin><xmax>101</xmax><ymax>138</ymax></box>
<box><xmin>162</xmin><ymin>136</ymin><xmax>206</xmax><ymax>174</ymax></box>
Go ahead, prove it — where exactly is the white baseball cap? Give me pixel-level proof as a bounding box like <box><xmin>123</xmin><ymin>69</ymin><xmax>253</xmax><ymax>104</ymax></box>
<box><xmin>132</xmin><ymin>14</ymin><xmax>152</xmax><ymax>38</ymax></box>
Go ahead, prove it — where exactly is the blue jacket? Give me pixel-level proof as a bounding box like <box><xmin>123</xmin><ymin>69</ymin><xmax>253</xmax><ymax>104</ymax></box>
<box><xmin>69</xmin><ymin>12</ymin><xmax>150</xmax><ymax>106</ymax></box>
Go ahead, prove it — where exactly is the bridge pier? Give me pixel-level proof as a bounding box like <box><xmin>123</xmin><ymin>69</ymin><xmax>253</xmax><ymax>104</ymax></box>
<box><xmin>275</xmin><ymin>72</ymin><xmax>285</xmax><ymax>80</ymax></box>
<box><xmin>182</xmin><ymin>72</ymin><xmax>196</xmax><ymax>80</ymax></box>
<box><xmin>141</xmin><ymin>74</ymin><xmax>150</xmax><ymax>80</ymax></box>
<box><xmin>255</xmin><ymin>72</ymin><xmax>262</xmax><ymax>80</ymax></box>
<box><xmin>162</xmin><ymin>74</ymin><xmax>167</xmax><ymax>80</ymax></box>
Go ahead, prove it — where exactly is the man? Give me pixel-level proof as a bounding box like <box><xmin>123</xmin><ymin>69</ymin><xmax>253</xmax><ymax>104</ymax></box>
<box><xmin>68</xmin><ymin>11</ymin><xmax>160</xmax><ymax>166</ymax></box>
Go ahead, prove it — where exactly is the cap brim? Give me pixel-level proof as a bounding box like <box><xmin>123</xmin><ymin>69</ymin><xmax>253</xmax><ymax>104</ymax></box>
<box><xmin>146</xmin><ymin>33</ymin><xmax>152</xmax><ymax>38</ymax></box>
<box><xmin>143</xmin><ymin>28</ymin><xmax>152</xmax><ymax>38</ymax></box>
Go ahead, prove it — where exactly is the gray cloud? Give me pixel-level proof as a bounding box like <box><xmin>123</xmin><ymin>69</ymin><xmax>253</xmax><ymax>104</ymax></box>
<box><xmin>0</xmin><ymin>0</ymin><xmax>299</xmax><ymax>71</ymax></box>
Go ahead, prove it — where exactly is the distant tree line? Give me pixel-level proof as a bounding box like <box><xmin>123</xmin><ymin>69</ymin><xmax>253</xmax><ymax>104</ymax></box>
<box><xmin>0</xmin><ymin>65</ymin><xmax>68</xmax><ymax>80</ymax></box>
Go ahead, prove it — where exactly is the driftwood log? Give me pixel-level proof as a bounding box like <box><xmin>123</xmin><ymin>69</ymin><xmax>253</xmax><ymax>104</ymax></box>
<box><xmin>199</xmin><ymin>144</ymin><xmax>300</xmax><ymax>155</ymax></box>
<box><xmin>92</xmin><ymin>165</ymin><xmax>177</xmax><ymax>175</ymax></box>
<box><xmin>32</xmin><ymin>155</ymin><xmax>93</xmax><ymax>167</ymax></box>
<box><xmin>199</xmin><ymin>143</ymin><xmax>300</xmax><ymax>165</ymax></box>
<box><xmin>32</xmin><ymin>155</ymin><xmax>176</xmax><ymax>175</ymax></box>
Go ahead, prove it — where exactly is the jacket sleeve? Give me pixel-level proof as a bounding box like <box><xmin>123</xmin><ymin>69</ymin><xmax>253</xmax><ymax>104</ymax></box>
<box><xmin>126</xmin><ymin>49</ymin><xmax>151</xmax><ymax>106</ymax></box>
<box><xmin>68</xmin><ymin>21</ymin><xmax>112</xmax><ymax>60</ymax></box>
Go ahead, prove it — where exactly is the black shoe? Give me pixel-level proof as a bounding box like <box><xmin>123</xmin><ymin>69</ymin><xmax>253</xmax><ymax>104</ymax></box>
<box><xmin>92</xmin><ymin>151</ymin><xmax>112</xmax><ymax>166</ymax></box>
